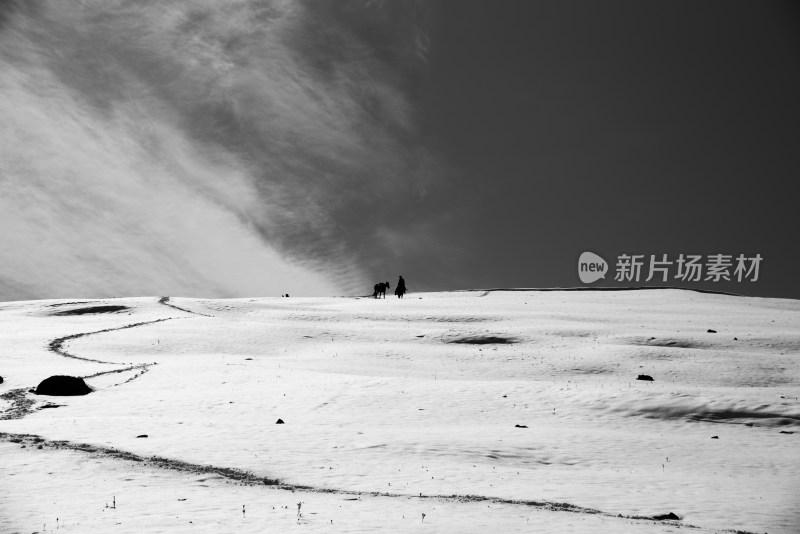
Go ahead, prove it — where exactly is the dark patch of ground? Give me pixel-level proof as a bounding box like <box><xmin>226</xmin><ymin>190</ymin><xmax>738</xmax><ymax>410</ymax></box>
<box><xmin>627</xmin><ymin>336</ymin><xmax>707</xmax><ymax>349</ymax></box>
<box><xmin>447</xmin><ymin>335</ymin><xmax>517</xmax><ymax>345</ymax></box>
<box><xmin>52</xmin><ymin>305</ymin><xmax>130</xmax><ymax>316</ymax></box>
<box><xmin>0</xmin><ymin>388</ymin><xmax>36</xmax><ymax>420</ymax></box>
<box><xmin>427</xmin><ymin>316</ymin><xmax>492</xmax><ymax>323</ymax></box>
<box><xmin>688</xmin><ymin>410</ymin><xmax>800</xmax><ymax>427</ymax></box>
<box><xmin>45</xmin><ymin>301</ymin><xmax>95</xmax><ymax>308</ymax></box>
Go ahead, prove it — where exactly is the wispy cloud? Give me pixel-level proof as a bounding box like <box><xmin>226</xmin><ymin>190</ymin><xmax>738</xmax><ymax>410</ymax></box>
<box><xmin>0</xmin><ymin>0</ymin><xmax>443</xmax><ymax>299</ymax></box>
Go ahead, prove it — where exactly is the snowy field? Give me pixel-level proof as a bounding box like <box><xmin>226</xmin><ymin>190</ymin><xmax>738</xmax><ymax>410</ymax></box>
<box><xmin>1</xmin><ymin>289</ymin><xmax>798</xmax><ymax>533</ymax></box>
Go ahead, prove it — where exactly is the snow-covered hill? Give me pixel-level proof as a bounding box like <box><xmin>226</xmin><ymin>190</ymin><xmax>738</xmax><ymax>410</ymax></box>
<box><xmin>1</xmin><ymin>289</ymin><xmax>798</xmax><ymax>533</ymax></box>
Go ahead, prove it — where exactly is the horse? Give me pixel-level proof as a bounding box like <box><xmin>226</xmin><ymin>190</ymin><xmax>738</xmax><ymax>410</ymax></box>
<box><xmin>373</xmin><ymin>281</ymin><xmax>390</xmax><ymax>298</ymax></box>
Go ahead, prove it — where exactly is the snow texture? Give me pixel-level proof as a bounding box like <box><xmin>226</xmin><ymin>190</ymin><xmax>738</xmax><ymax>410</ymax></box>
<box><xmin>1</xmin><ymin>289</ymin><xmax>798</xmax><ymax>533</ymax></box>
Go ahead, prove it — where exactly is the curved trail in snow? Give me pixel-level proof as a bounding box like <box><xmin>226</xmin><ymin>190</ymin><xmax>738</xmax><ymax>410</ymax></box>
<box><xmin>48</xmin><ymin>314</ymin><xmax>182</xmax><ymax>388</ymax></box>
<box><xmin>49</xmin><ymin>317</ymin><xmax>175</xmax><ymax>365</ymax></box>
<box><xmin>0</xmin><ymin>431</ymin><xmax>748</xmax><ymax>533</ymax></box>
<box><xmin>49</xmin><ymin>295</ymin><xmax>218</xmax><ymax>384</ymax></box>
<box><xmin>48</xmin><ymin>296</ymin><xmax>213</xmax><ymax>376</ymax></box>
<box><xmin>158</xmin><ymin>295</ymin><xmax>214</xmax><ymax>317</ymax></box>
<box><xmin>3</xmin><ymin>297</ymin><xmax>207</xmax><ymax>420</ymax></box>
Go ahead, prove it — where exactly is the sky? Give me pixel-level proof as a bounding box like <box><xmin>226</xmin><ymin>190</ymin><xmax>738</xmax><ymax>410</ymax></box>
<box><xmin>1</xmin><ymin>0</ymin><xmax>798</xmax><ymax>300</ymax></box>
<box><xmin>416</xmin><ymin>0</ymin><xmax>800</xmax><ymax>298</ymax></box>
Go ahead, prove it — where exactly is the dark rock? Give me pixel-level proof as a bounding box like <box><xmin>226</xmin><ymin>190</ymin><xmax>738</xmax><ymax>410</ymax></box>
<box><xmin>136</xmin><ymin>434</ymin><xmax>148</xmax><ymax>438</ymax></box>
<box><xmin>779</xmin><ymin>431</ymin><xmax>794</xmax><ymax>434</ymax></box>
<box><xmin>0</xmin><ymin>375</ymin><xmax>3</xmax><ymax>384</ymax></box>
<box><xmin>652</xmin><ymin>512</ymin><xmax>680</xmax><ymax>521</ymax></box>
<box><xmin>636</xmin><ymin>374</ymin><xmax>654</xmax><ymax>381</ymax></box>
<box><xmin>707</xmin><ymin>329</ymin><xmax>717</xmax><ymax>333</ymax></box>
<box><xmin>34</xmin><ymin>375</ymin><xmax>92</xmax><ymax>396</ymax></box>
<box><xmin>711</xmin><ymin>435</ymin><xmax>719</xmax><ymax>439</ymax></box>
<box><xmin>276</xmin><ymin>418</ymin><xmax>285</xmax><ymax>424</ymax></box>
<box><xmin>514</xmin><ymin>424</ymin><xmax>528</xmax><ymax>428</ymax></box>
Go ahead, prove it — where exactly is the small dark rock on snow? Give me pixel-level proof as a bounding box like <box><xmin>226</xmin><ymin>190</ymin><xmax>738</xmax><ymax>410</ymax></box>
<box><xmin>515</xmin><ymin>424</ymin><xmax>528</xmax><ymax>428</ymax></box>
<box><xmin>636</xmin><ymin>374</ymin><xmax>654</xmax><ymax>381</ymax></box>
<box><xmin>276</xmin><ymin>418</ymin><xmax>285</xmax><ymax>424</ymax></box>
<box><xmin>136</xmin><ymin>434</ymin><xmax>148</xmax><ymax>438</ymax></box>
<box><xmin>35</xmin><ymin>375</ymin><xmax>92</xmax><ymax>396</ymax></box>
<box><xmin>0</xmin><ymin>375</ymin><xmax>4</xmax><ymax>384</ymax></box>
<box><xmin>707</xmin><ymin>329</ymin><xmax>717</xmax><ymax>333</ymax></box>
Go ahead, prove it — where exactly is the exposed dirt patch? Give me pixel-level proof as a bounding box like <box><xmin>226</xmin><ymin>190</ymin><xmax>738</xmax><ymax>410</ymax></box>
<box><xmin>631</xmin><ymin>403</ymin><xmax>800</xmax><ymax>428</ymax></box>
<box><xmin>0</xmin><ymin>388</ymin><xmax>36</xmax><ymax>420</ymax></box>
<box><xmin>627</xmin><ymin>336</ymin><xmax>707</xmax><ymax>349</ymax></box>
<box><xmin>52</xmin><ymin>305</ymin><xmax>130</xmax><ymax>316</ymax></box>
<box><xmin>430</xmin><ymin>316</ymin><xmax>493</xmax><ymax>323</ymax></box>
<box><xmin>447</xmin><ymin>335</ymin><xmax>518</xmax><ymax>345</ymax></box>
<box><xmin>688</xmin><ymin>409</ymin><xmax>800</xmax><ymax>427</ymax></box>
<box><xmin>45</xmin><ymin>301</ymin><xmax>95</xmax><ymax>308</ymax></box>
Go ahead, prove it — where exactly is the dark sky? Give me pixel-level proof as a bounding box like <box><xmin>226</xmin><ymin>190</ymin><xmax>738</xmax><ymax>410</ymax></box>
<box><xmin>408</xmin><ymin>0</ymin><xmax>800</xmax><ymax>298</ymax></box>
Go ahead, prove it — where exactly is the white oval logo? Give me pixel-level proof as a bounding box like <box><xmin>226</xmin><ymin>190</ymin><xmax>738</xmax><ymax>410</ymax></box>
<box><xmin>578</xmin><ymin>251</ymin><xmax>608</xmax><ymax>284</ymax></box>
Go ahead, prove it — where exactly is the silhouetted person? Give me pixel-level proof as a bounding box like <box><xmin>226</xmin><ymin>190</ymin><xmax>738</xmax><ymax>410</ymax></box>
<box><xmin>395</xmin><ymin>276</ymin><xmax>406</xmax><ymax>298</ymax></box>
